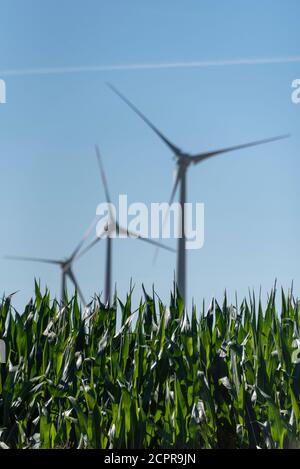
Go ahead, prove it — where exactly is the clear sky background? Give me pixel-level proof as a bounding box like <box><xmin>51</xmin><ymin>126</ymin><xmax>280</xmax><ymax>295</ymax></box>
<box><xmin>0</xmin><ymin>0</ymin><xmax>299</xmax><ymax>311</ymax></box>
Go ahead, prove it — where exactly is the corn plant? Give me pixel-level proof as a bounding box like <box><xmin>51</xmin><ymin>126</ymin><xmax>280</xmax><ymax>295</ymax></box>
<box><xmin>0</xmin><ymin>282</ymin><xmax>300</xmax><ymax>449</ymax></box>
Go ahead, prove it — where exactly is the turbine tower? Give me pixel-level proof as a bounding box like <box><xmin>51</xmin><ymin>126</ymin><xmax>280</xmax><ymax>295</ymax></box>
<box><xmin>77</xmin><ymin>145</ymin><xmax>176</xmax><ymax>305</ymax></box>
<box><xmin>5</xmin><ymin>218</ymin><xmax>97</xmax><ymax>304</ymax></box>
<box><xmin>108</xmin><ymin>83</ymin><xmax>289</xmax><ymax>301</ymax></box>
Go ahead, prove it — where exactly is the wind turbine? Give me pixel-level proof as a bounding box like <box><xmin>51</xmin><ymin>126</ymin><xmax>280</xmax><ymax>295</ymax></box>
<box><xmin>5</xmin><ymin>218</ymin><xmax>97</xmax><ymax>304</ymax></box>
<box><xmin>108</xmin><ymin>83</ymin><xmax>289</xmax><ymax>301</ymax></box>
<box><xmin>76</xmin><ymin>145</ymin><xmax>176</xmax><ymax>305</ymax></box>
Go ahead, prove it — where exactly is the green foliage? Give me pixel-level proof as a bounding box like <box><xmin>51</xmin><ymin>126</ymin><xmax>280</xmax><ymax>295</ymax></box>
<box><xmin>0</xmin><ymin>284</ymin><xmax>300</xmax><ymax>449</ymax></box>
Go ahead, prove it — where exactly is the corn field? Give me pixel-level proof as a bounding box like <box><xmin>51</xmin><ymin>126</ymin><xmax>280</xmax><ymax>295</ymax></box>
<box><xmin>1</xmin><ymin>282</ymin><xmax>300</xmax><ymax>449</ymax></box>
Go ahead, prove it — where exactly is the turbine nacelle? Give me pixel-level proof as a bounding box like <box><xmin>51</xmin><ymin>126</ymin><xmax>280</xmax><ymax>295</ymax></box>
<box><xmin>176</xmin><ymin>152</ymin><xmax>192</xmax><ymax>167</ymax></box>
<box><xmin>61</xmin><ymin>258</ymin><xmax>73</xmax><ymax>272</ymax></box>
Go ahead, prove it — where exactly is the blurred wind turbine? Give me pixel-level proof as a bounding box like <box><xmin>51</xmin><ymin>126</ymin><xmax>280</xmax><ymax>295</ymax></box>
<box><xmin>77</xmin><ymin>145</ymin><xmax>175</xmax><ymax>306</ymax></box>
<box><xmin>5</xmin><ymin>218</ymin><xmax>98</xmax><ymax>304</ymax></box>
<box><xmin>108</xmin><ymin>83</ymin><xmax>289</xmax><ymax>301</ymax></box>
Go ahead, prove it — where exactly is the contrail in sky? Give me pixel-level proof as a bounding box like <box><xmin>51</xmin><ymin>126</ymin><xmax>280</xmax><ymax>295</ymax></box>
<box><xmin>1</xmin><ymin>56</ymin><xmax>300</xmax><ymax>77</ymax></box>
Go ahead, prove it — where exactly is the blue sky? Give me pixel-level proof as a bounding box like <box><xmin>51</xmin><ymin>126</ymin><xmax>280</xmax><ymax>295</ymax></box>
<box><xmin>0</xmin><ymin>0</ymin><xmax>299</xmax><ymax>310</ymax></box>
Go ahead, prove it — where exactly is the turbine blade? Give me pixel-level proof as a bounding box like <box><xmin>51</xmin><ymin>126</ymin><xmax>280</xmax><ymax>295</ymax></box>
<box><xmin>5</xmin><ymin>255</ymin><xmax>61</xmax><ymax>265</ymax></box>
<box><xmin>75</xmin><ymin>226</ymin><xmax>110</xmax><ymax>260</ymax></box>
<box><xmin>95</xmin><ymin>145</ymin><xmax>112</xmax><ymax>205</ymax></box>
<box><xmin>107</xmin><ymin>83</ymin><xmax>181</xmax><ymax>154</ymax></box>
<box><xmin>70</xmin><ymin>216</ymin><xmax>99</xmax><ymax>261</ymax></box>
<box><xmin>167</xmin><ymin>165</ymin><xmax>184</xmax><ymax>208</ymax></box>
<box><xmin>117</xmin><ymin>222</ymin><xmax>176</xmax><ymax>253</ymax></box>
<box><xmin>190</xmin><ymin>134</ymin><xmax>290</xmax><ymax>164</ymax></box>
<box><xmin>75</xmin><ymin>236</ymin><xmax>101</xmax><ymax>260</ymax></box>
<box><xmin>153</xmin><ymin>164</ymin><xmax>183</xmax><ymax>263</ymax></box>
<box><xmin>67</xmin><ymin>269</ymin><xmax>86</xmax><ymax>305</ymax></box>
